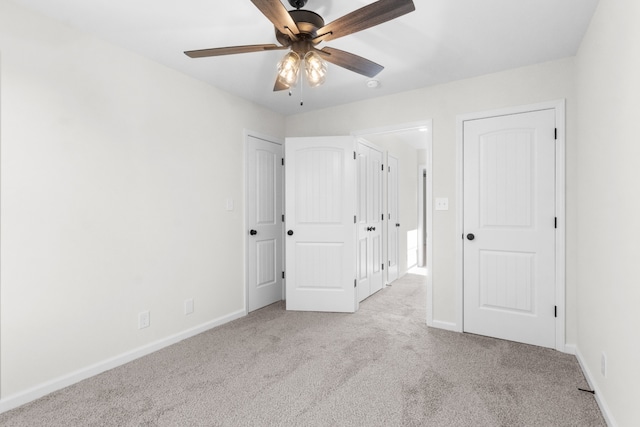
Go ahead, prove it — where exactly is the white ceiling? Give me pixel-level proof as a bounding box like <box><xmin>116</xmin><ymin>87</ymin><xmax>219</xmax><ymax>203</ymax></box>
<box><xmin>12</xmin><ymin>0</ymin><xmax>599</xmax><ymax>116</ymax></box>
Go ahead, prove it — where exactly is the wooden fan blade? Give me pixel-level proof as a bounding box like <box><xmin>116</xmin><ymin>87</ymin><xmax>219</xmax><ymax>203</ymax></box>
<box><xmin>317</xmin><ymin>47</ymin><xmax>384</xmax><ymax>78</ymax></box>
<box><xmin>314</xmin><ymin>0</ymin><xmax>415</xmax><ymax>43</ymax></box>
<box><xmin>251</xmin><ymin>0</ymin><xmax>300</xmax><ymax>40</ymax></box>
<box><xmin>184</xmin><ymin>44</ymin><xmax>287</xmax><ymax>58</ymax></box>
<box><xmin>273</xmin><ymin>77</ymin><xmax>290</xmax><ymax>92</ymax></box>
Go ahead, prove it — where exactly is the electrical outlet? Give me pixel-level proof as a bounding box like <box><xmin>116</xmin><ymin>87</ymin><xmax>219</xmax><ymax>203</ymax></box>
<box><xmin>138</xmin><ymin>311</ymin><xmax>150</xmax><ymax>329</ymax></box>
<box><xmin>601</xmin><ymin>352</ymin><xmax>607</xmax><ymax>377</ymax></box>
<box><xmin>435</xmin><ymin>198</ymin><xmax>449</xmax><ymax>211</ymax></box>
<box><xmin>184</xmin><ymin>298</ymin><xmax>194</xmax><ymax>315</ymax></box>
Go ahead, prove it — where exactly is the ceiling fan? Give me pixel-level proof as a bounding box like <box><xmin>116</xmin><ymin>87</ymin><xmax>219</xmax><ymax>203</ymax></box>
<box><xmin>184</xmin><ymin>0</ymin><xmax>416</xmax><ymax>92</ymax></box>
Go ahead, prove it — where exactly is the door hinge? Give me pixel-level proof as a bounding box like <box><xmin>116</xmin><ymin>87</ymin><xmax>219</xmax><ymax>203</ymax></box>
<box><xmin>554</xmin><ymin>217</ymin><xmax>557</xmax><ymax>229</ymax></box>
<box><xmin>381</xmin><ymin>214</ymin><xmax>384</xmax><ymax>221</ymax></box>
<box><xmin>389</xmin><ymin>260</ymin><xmax>391</xmax><ymax>266</ymax></box>
<box><xmin>281</xmin><ymin>158</ymin><xmax>284</xmax><ymax>166</ymax></box>
<box><xmin>554</xmin><ymin>128</ymin><xmax>558</xmax><ymax>140</ymax></box>
<box><xmin>282</xmin><ymin>271</ymin><xmax>285</xmax><ymax>279</ymax></box>
<box><xmin>381</xmin><ymin>164</ymin><xmax>384</xmax><ymax>171</ymax></box>
<box><xmin>382</xmin><ymin>263</ymin><xmax>384</xmax><ymax>271</ymax></box>
<box><xmin>282</xmin><ymin>214</ymin><xmax>285</xmax><ymax>222</ymax></box>
<box><xmin>388</xmin><ymin>166</ymin><xmax>391</xmax><ymax>173</ymax></box>
<box><xmin>354</xmin><ymin>151</ymin><xmax>356</xmax><ymax>160</ymax></box>
<box><xmin>354</xmin><ymin>215</ymin><xmax>357</xmax><ymax>224</ymax></box>
<box><xmin>554</xmin><ymin>305</ymin><xmax>557</xmax><ymax>318</ymax></box>
<box><xmin>354</xmin><ymin>279</ymin><xmax>357</xmax><ymax>288</ymax></box>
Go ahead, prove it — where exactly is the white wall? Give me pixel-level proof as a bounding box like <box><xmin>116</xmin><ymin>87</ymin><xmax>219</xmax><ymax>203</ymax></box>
<box><xmin>0</xmin><ymin>0</ymin><xmax>284</xmax><ymax>401</ymax></box>
<box><xmin>575</xmin><ymin>0</ymin><xmax>640</xmax><ymax>425</ymax></box>
<box><xmin>286</xmin><ymin>58</ymin><xmax>577</xmax><ymax>334</ymax></box>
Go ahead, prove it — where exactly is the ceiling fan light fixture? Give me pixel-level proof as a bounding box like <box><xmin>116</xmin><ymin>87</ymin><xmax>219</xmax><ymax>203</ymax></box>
<box><xmin>304</xmin><ymin>51</ymin><xmax>327</xmax><ymax>88</ymax></box>
<box><xmin>277</xmin><ymin>51</ymin><xmax>301</xmax><ymax>87</ymax></box>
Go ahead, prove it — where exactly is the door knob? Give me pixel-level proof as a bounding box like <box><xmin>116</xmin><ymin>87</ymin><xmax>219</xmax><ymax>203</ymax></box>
<box><xmin>467</xmin><ymin>233</ymin><xmax>475</xmax><ymax>241</ymax></box>
<box><xmin>287</xmin><ymin>230</ymin><xmax>294</xmax><ymax>236</ymax></box>
<box><xmin>249</xmin><ymin>229</ymin><xmax>257</xmax><ymax>236</ymax></box>
<box><xmin>366</xmin><ymin>227</ymin><xmax>372</xmax><ymax>231</ymax></box>
<box><xmin>371</xmin><ymin>227</ymin><xmax>376</xmax><ymax>231</ymax></box>
<box><xmin>396</xmin><ymin>223</ymin><xmax>400</xmax><ymax>227</ymax></box>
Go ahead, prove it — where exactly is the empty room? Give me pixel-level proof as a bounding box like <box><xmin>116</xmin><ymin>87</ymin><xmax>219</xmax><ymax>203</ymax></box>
<box><xmin>0</xmin><ymin>0</ymin><xmax>638</xmax><ymax>426</ymax></box>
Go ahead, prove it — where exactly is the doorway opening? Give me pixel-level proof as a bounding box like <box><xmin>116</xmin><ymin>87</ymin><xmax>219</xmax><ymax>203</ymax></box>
<box><xmin>352</xmin><ymin>120</ymin><xmax>433</xmax><ymax>323</ymax></box>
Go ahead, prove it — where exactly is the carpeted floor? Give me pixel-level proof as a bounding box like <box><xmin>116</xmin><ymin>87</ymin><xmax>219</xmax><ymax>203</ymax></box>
<box><xmin>0</xmin><ymin>274</ymin><xmax>605</xmax><ymax>426</ymax></box>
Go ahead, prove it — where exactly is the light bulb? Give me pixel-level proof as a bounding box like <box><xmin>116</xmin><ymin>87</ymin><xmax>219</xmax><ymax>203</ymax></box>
<box><xmin>304</xmin><ymin>51</ymin><xmax>327</xmax><ymax>88</ymax></box>
<box><xmin>277</xmin><ymin>51</ymin><xmax>300</xmax><ymax>88</ymax></box>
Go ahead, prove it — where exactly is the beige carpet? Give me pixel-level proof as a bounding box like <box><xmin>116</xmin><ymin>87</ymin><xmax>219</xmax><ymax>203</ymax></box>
<box><xmin>0</xmin><ymin>274</ymin><xmax>605</xmax><ymax>426</ymax></box>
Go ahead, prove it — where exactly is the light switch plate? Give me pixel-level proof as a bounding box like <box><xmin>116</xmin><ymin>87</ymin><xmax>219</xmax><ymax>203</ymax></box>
<box><xmin>435</xmin><ymin>198</ymin><xmax>449</xmax><ymax>211</ymax></box>
<box><xmin>225</xmin><ymin>198</ymin><xmax>234</xmax><ymax>211</ymax></box>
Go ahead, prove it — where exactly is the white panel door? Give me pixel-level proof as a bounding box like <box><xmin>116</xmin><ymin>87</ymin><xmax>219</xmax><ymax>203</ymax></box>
<box><xmin>387</xmin><ymin>155</ymin><xmax>399</xmax><ymax>284</ymax></box>
<box><xmin>247</xmin><ymin>136</ymin><xmax>283</xmax><ymax>312</ymax></box>
<box><xmin>463</xmin><ymin>109</ymin><xmax>556</xmax><ymax>348</ymax></box>
<box><xmin>285</xmin><ymin>136</ymin><xmax>357</xmax><ymax>313</ymax></box>
<box><xmin>356</xmin><ymin>141</ymin><xmax>383</xmax><ymax>302</ymax></box>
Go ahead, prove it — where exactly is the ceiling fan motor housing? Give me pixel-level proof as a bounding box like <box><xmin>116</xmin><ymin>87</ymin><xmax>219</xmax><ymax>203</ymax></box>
<box><xmin>275</xmin><ymin>9</ymin><xmax>325</xmax><ymax>47</ymax></box>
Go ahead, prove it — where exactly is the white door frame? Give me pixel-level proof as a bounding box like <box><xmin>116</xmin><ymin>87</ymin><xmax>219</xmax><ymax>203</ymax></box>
<box><xmin>352</xmin><ymin>120</ymin><xmax>433</xmax><ymax>323</ymax></box>
<box><xmin>455</xmin><ymin>100</ymin><xmax>566</xmax><ymax>352</ymax></box>
<box><xmin>417</xmin><ymin>164</ymin><xmax>427</xmax><ymax>268</ymax></box>
<box><xmin>244</xmin><ymin>130</ymin><xmax>285</xmax><ymax>313</ymax></box>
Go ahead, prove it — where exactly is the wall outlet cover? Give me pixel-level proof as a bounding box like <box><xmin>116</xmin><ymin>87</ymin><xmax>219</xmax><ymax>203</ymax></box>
<box><xmin>138</xmin><ymin>311</ymin><xmax>150</xmax><ymax>329</ymax></box>
<box><xmin>185</xmin><ymin>299</ymin><xmax>194</xmax><ymax>315</ymax></box>
<box><xmin>435</xmin><ymin>198</ymin><xmax>449</xmax><ymax>211</ymax></box>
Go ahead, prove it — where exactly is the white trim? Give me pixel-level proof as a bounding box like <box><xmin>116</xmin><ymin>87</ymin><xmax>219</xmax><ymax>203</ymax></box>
<box><xmin>351</xmin><ymin>120</ymin><xmax>433</xmax><ymax>326</ymax></box>
<box><xmin>425</xmin><ymin>156</ymin><xmax>434</xmax><ymax>328</ymax></box>
<box><xmin>353</xmin><ymin>121</ymin><xmax>433</xmax><ymax>137</ymax></box>
<box><xmin>431</xmin><ymin>320</ymin><xmax>459</xmax><ymax>332</ymax></box>
<box><xmin>417</xmin><ymin>164</ymin><xmax>427</xmax><ymax>268</ymax></box>
<box><xmin>454</xmin><ymin>100</ymin><xmax>566</xmax><ymax>348</ymax></box>
<box><xmin>243</xmin><ymin>130</ymin><xmax>284</xmax><ymax>312</ymax></box>
<box><xmin>554</xmin><ymin>100</ymin><xmax>567</xmax><ymax>352</ymax></box>
<box><xmin>563</xmin><ymin>343</ymin><xmax>576</xmax><ymax>355</ymax></box>
<box><xmin>0</xmin><ymin>309</ymin><xmax>246</xmax><ymax>414</ymax></box>
<box><xmin>575</xmin><ymin>347</ymin><xmax>618</xmax><ymax>427</ymax></box>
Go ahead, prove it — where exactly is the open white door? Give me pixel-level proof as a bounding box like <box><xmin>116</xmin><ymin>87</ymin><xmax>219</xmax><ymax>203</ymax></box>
<box><xmin>356</xmin><ymin>140</ymin><xmax>383</xmax><ymax>302</ymax></box>
<box><xmin>285</xmin><ymin>136</ymin><xmax>357</xmax><ymax>313</ymax></box>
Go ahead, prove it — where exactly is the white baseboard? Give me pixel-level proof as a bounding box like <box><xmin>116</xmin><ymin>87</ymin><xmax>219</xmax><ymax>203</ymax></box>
<box><xmin>563</xmin><ymin>343</ymin><xmax>576</xmax><ymax>355</ymax></box>
<box><xmin>429</xmin><ymin>319</ymin><xmax>460</xmax><ymax>332</ymax></box>
<box><xmin>574</xmin><ymin>347</ymin><xmax>617</xmax><ymax>427</ymax></box>
<box><xmin>0</xmin><ymin>309</ymin><xmax>246</xmax><ymax>414</ymax></box>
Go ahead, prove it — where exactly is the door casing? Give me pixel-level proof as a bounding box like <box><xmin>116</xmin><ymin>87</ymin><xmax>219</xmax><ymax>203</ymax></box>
<box><xmin>455</xmin><ymin>100</ymin><xmax>566</xmax><ymax>352</ymax></box>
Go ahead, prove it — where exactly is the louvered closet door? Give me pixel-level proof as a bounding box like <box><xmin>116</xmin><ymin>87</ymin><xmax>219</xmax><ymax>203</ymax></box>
<box><xmin>285</xmin><ymin>136</ymin><xmax>357</xmax><ymax>313</ymax></box>
<box><xmin>463</xmin><ymin>109</ymin><xmax>556</xmax><ymax>348</ymax></box>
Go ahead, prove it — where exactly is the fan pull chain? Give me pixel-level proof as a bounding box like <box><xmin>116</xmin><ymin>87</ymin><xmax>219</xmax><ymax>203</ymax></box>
<box><xmin>300</xmin><ymin>70</ymin><xmax>304</xmax><ymax>106</ymax></box>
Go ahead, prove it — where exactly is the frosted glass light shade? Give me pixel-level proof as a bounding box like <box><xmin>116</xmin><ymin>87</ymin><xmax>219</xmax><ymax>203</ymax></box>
<box><xmin>277</xmin><ymin>51</ymin><xmax>301</xmax><ymax>87</ymax></box>
<box><xmin>304</xmin><ymin>51</ymin><xmax>327</xmax><ymax>88</ymax></box>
